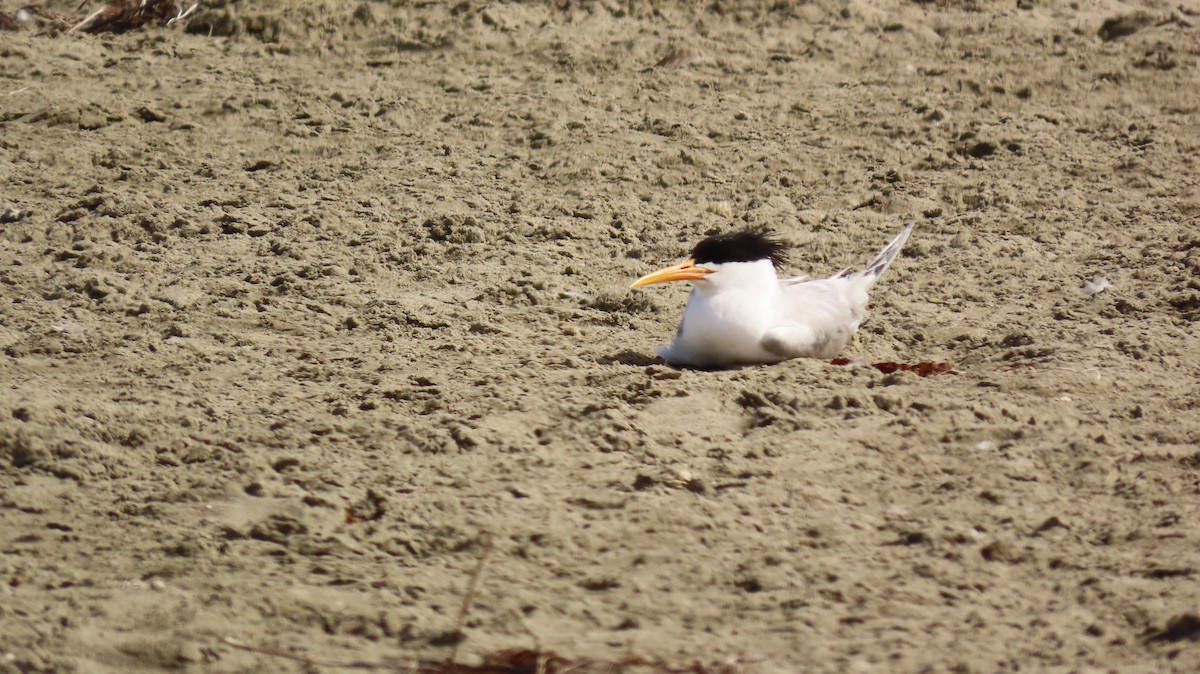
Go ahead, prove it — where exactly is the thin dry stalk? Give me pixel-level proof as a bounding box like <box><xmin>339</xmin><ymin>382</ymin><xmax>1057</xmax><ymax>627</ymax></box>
<box><xmin>450</xmin><ymin>536</ymin><xmax>495</xmax><ymax>663</ymax></box>
<box><xmin>166</xmin><ymin>2</ymin><xmax>198</xmax><ymax>26</ymax></box>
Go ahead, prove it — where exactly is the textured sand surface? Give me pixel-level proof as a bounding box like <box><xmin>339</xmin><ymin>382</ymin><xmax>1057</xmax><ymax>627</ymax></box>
<box><xmin>2</xmin><ymin>1</ymin><xmax>1199</xmax><ymax>672</ymax></box>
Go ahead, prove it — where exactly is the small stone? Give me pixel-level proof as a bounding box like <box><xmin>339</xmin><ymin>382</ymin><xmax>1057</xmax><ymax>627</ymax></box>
<box><xmin>632</xmin><ymin>474</ymin><xmax>656</xmax><ymax>490</ymax></box>
<box><xmin>245</xmin><ymin>159</ymin><xmax>276</xmax><ymax>172</ymax></box>
<box><xmin>980</xmin><ymin>539</ymin><xmax>1027</xmax><ymax>564</ymax></box>
<box><xmin>1098</xmin><ymin>13</ymin><xmax>1155</xmax><ymax>41</ymax></box>
<box><xmin>135</xmin><ymin>107</ymin><xmax>167</xmax><ymax>123</ymax></box>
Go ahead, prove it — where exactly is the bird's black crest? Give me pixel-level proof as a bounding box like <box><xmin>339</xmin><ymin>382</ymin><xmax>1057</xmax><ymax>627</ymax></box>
<box><xmin>690</xmin><ymin>230</ymin><xmax>788</xmax><ymax>268</ymax></box>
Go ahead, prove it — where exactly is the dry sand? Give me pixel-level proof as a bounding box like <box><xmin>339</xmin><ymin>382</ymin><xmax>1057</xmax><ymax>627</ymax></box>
<box><xmin>2</xmin><ymin>1</ymin><xmax>1199</xmax><ymax>672</ymax></box>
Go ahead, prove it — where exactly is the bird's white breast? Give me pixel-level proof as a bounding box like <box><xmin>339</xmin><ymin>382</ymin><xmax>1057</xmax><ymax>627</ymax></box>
<box><xmin>660</xmin><ymin>260</ymin><xmax>786</xmax><ymax>367</ymax></box>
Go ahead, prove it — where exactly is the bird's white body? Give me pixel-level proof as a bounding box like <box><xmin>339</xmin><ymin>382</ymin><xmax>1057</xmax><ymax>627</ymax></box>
<box><xmin>646</xmin><ymin>223</ymin><xmax>914</xmax><ymax>368</ymax></box>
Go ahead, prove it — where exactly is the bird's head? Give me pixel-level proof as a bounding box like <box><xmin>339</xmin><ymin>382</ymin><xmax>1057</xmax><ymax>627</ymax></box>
<box><xmin>630</xmin><ymin>230</ymin><xmax>787</xmax><ymax>289</ymax></box>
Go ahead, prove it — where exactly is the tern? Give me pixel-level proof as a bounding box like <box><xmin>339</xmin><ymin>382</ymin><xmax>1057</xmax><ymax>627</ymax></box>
<box><xmin>630</xmin><ymin>222</ymin><xmax>915</xmax><ymax>368</ymax></box>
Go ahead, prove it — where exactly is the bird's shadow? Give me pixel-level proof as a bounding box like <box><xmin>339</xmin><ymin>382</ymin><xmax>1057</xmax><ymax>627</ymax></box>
<box><xmin>595</xmin><ymin>350</ymin><xmax>756</xmax><ymax>372</ymax></box>
<box><xmin>596</xmin><ymin>350</ymin><xmax>660</xmax><ymax>367</ymax></box>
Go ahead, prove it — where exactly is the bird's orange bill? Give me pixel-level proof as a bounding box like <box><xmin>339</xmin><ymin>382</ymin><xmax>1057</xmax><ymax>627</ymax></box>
<box><xmin>630</xmin><ymin>258</ymin><xmax>714</xmax><ymax>288</ymax></box>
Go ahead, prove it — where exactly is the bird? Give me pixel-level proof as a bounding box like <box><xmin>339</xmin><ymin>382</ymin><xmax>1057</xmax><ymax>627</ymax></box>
<box><xmin>630</xmin><ymin>222</ymin><xmax>915</xmax><ymax>368</ymax></box>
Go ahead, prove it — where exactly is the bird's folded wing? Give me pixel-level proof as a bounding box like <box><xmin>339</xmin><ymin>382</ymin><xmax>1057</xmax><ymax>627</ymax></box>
<box><xmin>761</xmin><ymin>326</ymin><xmax>819</xmax><ymax>358</ymax></box>
<box><xmin>761</xmin><ymin>279</ymin><xmax>864</xmax><ymax>359</ymax></box>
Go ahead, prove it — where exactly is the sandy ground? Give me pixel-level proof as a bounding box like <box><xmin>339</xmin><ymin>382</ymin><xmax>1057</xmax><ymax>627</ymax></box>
<box><xmin>2</xmin><ymin>1</ymin><xmax>1199</xmax><ymax>672</ymax></box>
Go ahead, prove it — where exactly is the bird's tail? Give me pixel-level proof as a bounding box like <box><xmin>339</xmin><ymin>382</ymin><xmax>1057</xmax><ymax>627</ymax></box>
<box><xmin>842</xmin><ymin>221</ymin><xmax>915</xmax><ymax>285</ymax></box>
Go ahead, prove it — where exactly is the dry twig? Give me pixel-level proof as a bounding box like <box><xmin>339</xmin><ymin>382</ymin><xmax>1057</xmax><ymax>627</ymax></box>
<box><xmin>449</xmin><ymin>536</ymin><xmax>495</xmax><ymax>663</ymax></box>
<box><xmin>70</xmin><ymin>0</ymin><xmax>197</xmax><ymax>34</ymax></box>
